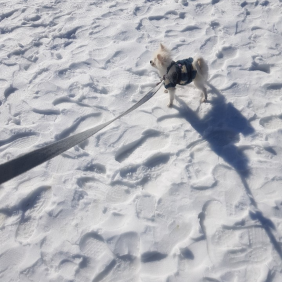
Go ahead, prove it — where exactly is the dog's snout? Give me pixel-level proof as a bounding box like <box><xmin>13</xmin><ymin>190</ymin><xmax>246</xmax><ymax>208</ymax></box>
<box><xmin>150</xmin><ymin>60</ymin><xmax>152</xmax><ymax>63</ymax></box>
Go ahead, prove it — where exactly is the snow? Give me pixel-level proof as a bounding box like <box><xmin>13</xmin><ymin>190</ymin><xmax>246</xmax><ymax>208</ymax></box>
<box><xmin>1</xmin><ymin>0</ymin><xmax>282</xmax><ymax>281</ymax></box>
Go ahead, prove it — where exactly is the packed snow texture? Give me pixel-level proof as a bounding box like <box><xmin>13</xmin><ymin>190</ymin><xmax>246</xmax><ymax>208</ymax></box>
<box><xmin>1</xmin><ymin>0</ymin><xmax>282</xmax><ymax>281</ymax></box>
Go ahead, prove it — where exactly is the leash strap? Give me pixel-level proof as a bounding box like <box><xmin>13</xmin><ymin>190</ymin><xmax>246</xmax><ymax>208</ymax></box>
<box><xmin>0</xmin><ymin>82</ymin><xmax>163</xmax><ymax>185</ymax></box>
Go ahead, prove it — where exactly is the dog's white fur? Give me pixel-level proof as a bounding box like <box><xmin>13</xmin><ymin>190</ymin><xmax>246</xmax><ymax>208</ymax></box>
<box><xmin>150</xmin><ymin>43</ymin><xmax>209</xmax><ymax>107</ymax></box>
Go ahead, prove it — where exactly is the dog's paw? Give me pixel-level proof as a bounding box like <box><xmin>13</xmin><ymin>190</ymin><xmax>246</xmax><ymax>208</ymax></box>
<box><xmin>167</xmin><ymin>102</ymin><xmax>173</xmax><ymax>107</ymax></box>
<box><xmin>164</xmin><ymin>89</ymin><xmax>168</xmax><ymax>93</ymax></box>
<box><xmin>201</xmin><ymin>97</ymin><xmax>207</xmax><ymax>103</ymax></box>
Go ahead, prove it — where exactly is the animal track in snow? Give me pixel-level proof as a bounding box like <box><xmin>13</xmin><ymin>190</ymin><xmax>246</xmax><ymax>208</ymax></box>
<box><xmin>115</xmin><ymin>130</ymin><xmax>160</xmax><ymax>163</ymax></box>
<box><xmin>107</xmin><ymin>232</ymin><xmax>139</xmax><ymax>257</ymax></box>
<box><xmin>133</xmin><ymin>5</ymin><xmax>151</xmax><ymax>16</ymax></box>
<box><xmin>259</xmin><ymin>115</ymin><xmax>282</xmax><ymax>130</ymax></box>
<box><xmin>16</xmin><ymin>186</ymin><xmax>52</xmax><ymax>242</ymax></box>
<box><xmin>53</xmin><ymin>97</ymin><xmax>90</xmax><ymax>108</ymax></box>
<box><xmin>54</xmin><ymin>112</ymin><xmax>101</xmax><ymax>140</ymax></box>
<box><xmin>90</xmin><ymin>36</ymin><xmax>112</xmax><ymax>47</ymax></box>
<box><xmin>208</xmin><ymin>74</ymin><xmax>227</xmax><ymax>88</ymax></box>
<box><xmin>156</xmin><ymin>221</ymin><xmax>192</xmax><ymax>254</ymax></box>
<box><xmin>224</xmin><ymin>227</ymin><xmax>271</xmax><ymax>265</ymax></box>
<box><xmin>147</xmin><ymin>13</ymin><xmax>177</xmax><ymax>27</ymax></box>
<box><xmin>141</xmin><ymin>251</ymin><xmax>167</xmax><ymax>263</ymax></box>
<box><xmin>105</xmin><ymin>50</ymin><xmax>129</xmax><ymax>69</ymax></box>
<box><xmin>4</xmin><ymin>85</ymin><xmax>18</xmax><ymax>98</ymax></box>
<box><xmin>166</xmin><ymin>25</ymin><xmax>202</xmax><ymax>39</ymax></box>
<box><xmin>24</xmin><ymin>14</ymin><xmax>41</xmax><ymax>22</ymax></box>
<box><xmin>264</xmin><ymin>83</ymin><xmax>282</xmax><ymax>97</ymax></box>
<box><xmin>107</xmin><ymin>69</ymin><xmax>133</xmax><ymax>92</ymax></box>
<box><xmin>106</xmin><ymin>182</ymin><xmax>135</xmax><ymax>204</ymax></box>
<box><xmin>46</xmin><ymin>154</ymin><xmax>82</xmax><ymax>174</ymax></box>
<box><xmin>0</xmin><ymin>212</ymin><xmax>7</xmax><ymax>228</ymax></box>
<box><xmin>0</xmin><ymin>9</ymin><xmax>17</xmax><ymax>22</ymax></box>
<box><xmin>221</xmin><ymin>82</ymin><xmax>250</xmax><ymax>97</ymax></box>
<box><xmin>16</xmin><ymin>217</ymin><xmax>38</xmax><ymax>242</ymax></box>
<box><xmin>213</xmin><ymin>165</ymin><xmax>249</xmax><ymax>216</ymax></box>
<box><xmin>194</xmin><ymin>3</ymin><xmax>213</xmax><ymax>15</ymax></box>
<box><xmin>89</xmin><ymin>20</ymin><xmax>113</xmax><ymax>36</ymax></box>
<box><xmin>157</xmin><ymin>113</ymin><xmax>184</xmax><ymax>127</ymax></box>
<box><xmin>79</xmin><ymin>232</ymin><xmax>110</xmax><ymax>259</ymax></box>
<box><xmin>144</xmin><ymin>153</ymin><xmax>170</xmax><ymax>170</ymax></box>
<box><xmin>54</xmin><ymin>26</ymin><xmax>81</xmax><ymax>40</ymax></box>
<box><xmin>200</xmin><ymin>36</ymin><xmax>218</xmax><ymax>54</ymax></box>
<box><xmin>92</xmin><ymin>259</ymin><xmax>116</xmax><ymax>282</ymax></box>
<box><xmin>118</xmin><ymin>153</ymin><xmax>170</xmax><ymax>184</ymax></box>
<box><xmin>181</xmin><ymin>25</ymin><xmax>202</xmax><ymax>38</ymax></box>
<box><xmin>58</xmin><ymin>260</ymin><xmax>78</xmax><ymax>280</ymax></box>
<box><xmin>113</xmin><ymin>26</ymin><xmax>139</xmax><ymax>42</ymax></box>
<box><xmin>81</xmin><ymin>162</ymin><xmax>106</xmax><ymax>174</ymax></box>
<box><xmin>136</xmin><ymin>18</ymin><xmax>160</xmax><ymax>38</ymax></box>
<box><xmin>253</xmin><ymin>180</ymin><xmax>282</xmax><ymax>206</ymax></box>
<box><xmin>57</xmin><ymin>61</ymin><xmax>92</xmax><ymax>80</ymax></box>
<box><xmin>0</xmin><ymin>247</ymin><xmax>27</xmax><ymax>275</ymax></box>
<box><xmin>136</xmin><ymin>194</ymin><xmax>156</xmax><ymax>220</ymax></box>
<box><xmin>115</xmin><ymin>130</ymin><xmax>168</xmax><ymax>163</ymax></box>
<box><xmin>0</xmin><ymin>131</ymin><xmax>39</xmax><ymax>151</ymax></box>
<box><xmin>249</xmin><ymin>59</ymin><xmax>272</xmax><ymax>74</ymax></box>
<box><xmin>71</xmin><ymin>190</ymin><xmax>88</xmax><ymax>208</ymax></box>
<box><xmin>211</xmin><ymin>46</ymin><xmax>238</xmax><ymax>69</ymax></box>
<box><xmin>141</xmin><ymin>252</ymin><xmax>177</xmax><ymax>276</ymax></box>
<box><xmin>76</xmin><ymin>177</ymin><xmax>110</xmax><ymax>202</ymax></box>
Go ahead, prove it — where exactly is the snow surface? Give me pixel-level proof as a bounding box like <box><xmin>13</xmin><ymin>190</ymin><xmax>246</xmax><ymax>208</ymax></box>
<box><xmin>1</xmin><ymin>0</ymin><xmax>282</xmax><ymax>281</ymax></box>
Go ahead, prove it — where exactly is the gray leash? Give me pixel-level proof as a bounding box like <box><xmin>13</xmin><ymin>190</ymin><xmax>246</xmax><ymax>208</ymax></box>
<box><xmin>0</xmin><ymin>82</ymin><xmax>163</xmax><ymax>185</ymax></box>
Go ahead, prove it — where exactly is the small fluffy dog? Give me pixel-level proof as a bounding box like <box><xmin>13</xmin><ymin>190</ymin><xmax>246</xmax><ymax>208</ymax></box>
<box><xmin>150</xmin><ymin>43</ymin><xmax>209</xmax><ymax>107</ymax></box>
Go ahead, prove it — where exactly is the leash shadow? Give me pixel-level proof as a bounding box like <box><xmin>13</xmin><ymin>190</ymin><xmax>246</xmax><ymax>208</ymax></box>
<box><xmin>240</xmin><ymin>175</ymin><xmax>282</xmax><ymax>260</ymax></box>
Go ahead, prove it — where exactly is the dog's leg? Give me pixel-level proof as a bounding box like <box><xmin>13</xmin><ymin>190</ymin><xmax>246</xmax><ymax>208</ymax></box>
<box><xmin>167</xmin><ymin>88</ymin><xmax>175</xmax><ymax>107</ymax></box>
<box><xmin>198</xmin><ymin>85</ymin><xmax>207</xmax><ymax>103</ymax></box>
<box><xmin>194</xmin><ymin>77</ymin><xmax>207</xmax><ymax>103</ymax></box>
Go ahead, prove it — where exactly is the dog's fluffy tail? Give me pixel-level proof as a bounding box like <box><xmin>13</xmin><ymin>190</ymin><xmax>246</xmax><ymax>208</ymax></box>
<box><xmin>193</xmin><ymin>57</ymin><xmax>209</xmax><ymax>82</ymax></box>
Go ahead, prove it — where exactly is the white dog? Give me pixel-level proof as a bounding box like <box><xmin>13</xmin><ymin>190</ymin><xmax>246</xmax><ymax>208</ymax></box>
<box><xmin>150</xmin><ymin>43</ymin><xmax>209</xmax><ymax>107</ymax></box>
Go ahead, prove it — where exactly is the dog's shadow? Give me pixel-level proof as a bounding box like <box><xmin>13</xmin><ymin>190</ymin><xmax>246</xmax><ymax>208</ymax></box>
<box><xmin>165</xmin><ymin>84</ymin><xmax>282</xmax><ymax>259</ymax></box>
<box><xmin>160</xmin><ymin>84</ymin><xmax>282</xmax><ymax>259</ymax></box>
<box><xmin>160</xmin><ymin>82</ymin><xmax>255</xmax><ymax>177</ymax></box>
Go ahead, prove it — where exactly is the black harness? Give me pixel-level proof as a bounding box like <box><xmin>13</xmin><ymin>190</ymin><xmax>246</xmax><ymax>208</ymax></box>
<box><xmin>163</xmin><ymin>58</ymin><xmax>197</xmax><ymax>89</ymax></box>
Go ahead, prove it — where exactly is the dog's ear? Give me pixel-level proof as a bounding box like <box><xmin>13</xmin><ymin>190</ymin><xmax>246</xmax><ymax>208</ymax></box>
<box><xmin>160</xmin><ymin>43</ymin><xmax>165</xmax><ymax>50</ymax></box>
<box><xmin>157</xmin><ymin>54</ymin><xmax>164</xmax><ymax>62</ymax></box>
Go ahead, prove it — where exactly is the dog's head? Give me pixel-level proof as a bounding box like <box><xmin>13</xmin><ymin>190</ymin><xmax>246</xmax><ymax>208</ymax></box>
<box><xmin>150</xmin><ymin>43</ymin><xmax>172</xmax><ymax>71</ymax></box>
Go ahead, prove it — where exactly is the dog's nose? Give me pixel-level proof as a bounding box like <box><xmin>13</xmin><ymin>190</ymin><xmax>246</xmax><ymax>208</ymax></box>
<box><xmin>150</xmin><ymin>60</ymin><xmax>152</xmax><ymax>64</ymax></box>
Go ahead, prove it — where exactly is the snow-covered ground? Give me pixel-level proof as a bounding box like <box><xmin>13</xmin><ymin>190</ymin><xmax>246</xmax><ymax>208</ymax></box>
<box><xmin>1</xmin><ymin>0</ymin><xmax>282</xmax><ymax>281</ymax></box>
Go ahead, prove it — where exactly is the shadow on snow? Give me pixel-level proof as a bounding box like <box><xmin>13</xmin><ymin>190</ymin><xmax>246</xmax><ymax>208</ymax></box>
<box><xmin>161</xmin><ymin>82</ymin><xmax>282</xmax><ymax>260</ymax></box>
<box><xmin>161</xmin><ymin>82</ymin><xmax>254</xmax><ymax>177</ymax></box>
